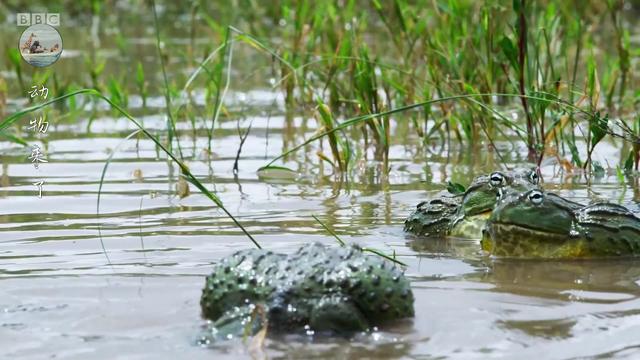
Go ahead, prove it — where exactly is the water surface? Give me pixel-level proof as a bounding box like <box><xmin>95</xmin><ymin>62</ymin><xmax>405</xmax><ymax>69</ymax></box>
<box><xmin>2</xmin><ymin>99</ymin><xmax>640</xmax><ymax>359</ymax></box>
<box><xmin>2</xmin><ymin>6</ymin><xmax>640</xmax><ymax>359</ymax></box>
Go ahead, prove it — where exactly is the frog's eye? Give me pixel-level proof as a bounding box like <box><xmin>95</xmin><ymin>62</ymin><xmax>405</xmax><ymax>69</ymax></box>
<box><xmin>528</xmin><ymin>190</ymin><xmax>544</xmax><ymax>205</ymax></box>
<box><xmin>489</xmin><ymin>172</ymin><xmax>505</xmax><ymax>187</ymax></box>
<box><xmin>529</xmin><ymin>171</ymin><xmax>539</xmax><ymax>184</ymax></box>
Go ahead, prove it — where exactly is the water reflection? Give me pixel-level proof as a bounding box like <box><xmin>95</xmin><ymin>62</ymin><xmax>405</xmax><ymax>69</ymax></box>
<box><xmin>477</xmin><ymin>259</ymin><xmax>640</xmax><ymax>301</ymax></box>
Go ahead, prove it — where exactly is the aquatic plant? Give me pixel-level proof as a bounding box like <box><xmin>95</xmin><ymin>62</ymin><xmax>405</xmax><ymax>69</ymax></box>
<box><xmin>1</xmin><ymin>0</ymin><xmax>639</xmax><ymax>254</ymax></box>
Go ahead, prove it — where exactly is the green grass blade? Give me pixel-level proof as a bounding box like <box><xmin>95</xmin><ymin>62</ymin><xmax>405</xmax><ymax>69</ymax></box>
<box><xmin>0</xmin><ymin>131</ymin><xmax>28</xmax><ymax>146</ymax></box>
<box><xmin>312</xmin><ymin>214</ymin><xmax>345</xmax><ymax>246</ymax></box>
<box><xmin>96</xmin><ymin>129</ymin><xmax>142</xmax><ymax>264</ymax></box>
<box><xmin>262</xmin><ymin>92</ymin><xmax>602</xmax><ymax>169</ymax></box>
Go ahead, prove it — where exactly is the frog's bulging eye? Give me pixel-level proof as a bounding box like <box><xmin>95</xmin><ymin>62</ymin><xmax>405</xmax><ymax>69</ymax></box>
<box><xmin>529</xmin><ymin>171</ymin><xmax>539</xmax><ymax>184</ymax></box>
<box><xmin>489</xmin><ymin>172</ymin><xmax>505</xmax><ymax>187</ymax></box>
<box><xmin>528</xmin><ymin>190</ymin><xmax>544</xmax><ymax>205</ymax></box>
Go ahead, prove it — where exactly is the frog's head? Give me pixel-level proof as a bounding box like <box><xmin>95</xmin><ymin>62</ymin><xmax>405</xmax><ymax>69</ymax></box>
<box><xmin>459</xmin><ymin>168</ymin><xmax>539</xmax><ymax>218</ymax></box>
<box><xmin>482</xmin><ymin>189</ymin><xmax>586</xmax><ymax>257</ymax></box>
<box><xmin>489</xmin><ymin>189</ymin><xmax>575</xmax><ymax>233</ymax></box>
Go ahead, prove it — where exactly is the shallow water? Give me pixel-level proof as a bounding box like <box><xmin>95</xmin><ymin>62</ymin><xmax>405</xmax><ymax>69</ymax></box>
<box><xmin>3</xmin><ymin>5</ymin><xmax>640</xmax><ymax>359</ymax></box>
<box><xmin>2</xmin><ymin>95</ymin><xmax>640</xmax><ymax>359</ymax></box>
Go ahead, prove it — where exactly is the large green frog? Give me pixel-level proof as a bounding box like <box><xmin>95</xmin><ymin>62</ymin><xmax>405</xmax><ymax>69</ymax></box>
<box><xmin>199</xmin><ymin>243</ymin><xmax>414</xmax><ymax>341</ymax></box>
<box><xmin>482</xmin><ymin>189</ymin><xmax>640</xmax><ymax>258</ymax></box>
<box><xmin>404</xmin><ymin>168</ymin><xmax>539</xmax><ymax>239</ymax></box>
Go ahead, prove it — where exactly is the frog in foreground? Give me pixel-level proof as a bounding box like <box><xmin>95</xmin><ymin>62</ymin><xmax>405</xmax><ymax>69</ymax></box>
<box><xmin>199</xmin><ymin>243</ymin><xmax>414</xmax><ymax>341</ymax></box>
<box><xmin>482</xmin><ymin>189</ymin><xmax>640</xmax><ymax>258</ymax></box>
<box><xmin>404</xmin><ymin>168</ymin><xmax>539</xmax><ymax>239</ymax></box>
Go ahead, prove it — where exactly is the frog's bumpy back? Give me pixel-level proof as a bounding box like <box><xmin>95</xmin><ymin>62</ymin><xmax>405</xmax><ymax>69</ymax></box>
<box><xmin>200</xmin><ymin>243</ymin><xmax>414</xmax><ymax>330</ymax></box>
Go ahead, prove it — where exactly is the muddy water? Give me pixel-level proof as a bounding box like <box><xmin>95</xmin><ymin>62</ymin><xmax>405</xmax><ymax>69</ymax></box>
<box><xmin>2</xmin><ymin>7</ymin><xmax>640</xmax><ymax>359</ymax></box>
<box><xmin>2</xmin><ymin>91</ymin><xmax>640</xmax><ymax>359</ymax></box>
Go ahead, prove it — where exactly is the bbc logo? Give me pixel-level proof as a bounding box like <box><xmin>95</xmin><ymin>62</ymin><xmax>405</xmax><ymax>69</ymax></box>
<box><xmin>17</xmin><ymin>13</ymin><xmax>60</xmax><ymax>26</ymax></box>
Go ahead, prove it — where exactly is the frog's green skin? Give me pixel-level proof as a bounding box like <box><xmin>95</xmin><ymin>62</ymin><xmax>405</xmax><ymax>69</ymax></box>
<box><xmin>403</xmin><ymin>191</ymin><xmax>461</xmax><ymax>237</ymax></box>
<box><xmin>482</xmin><ymin>189</ymin><xmax>640</xmax><ymax>258</ymax></box>
<box><xmin>404</xmin><ymin>168</ymin><xmax>539</xmax><ymax>239</ymax></box>
<box><xmin>199</xmin><ymin>243</ymin><xmax>414</xmax><ymax>340</ymax></box>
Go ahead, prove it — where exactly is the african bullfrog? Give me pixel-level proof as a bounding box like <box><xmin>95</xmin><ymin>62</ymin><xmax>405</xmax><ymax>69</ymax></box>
<box><xmin>199</xmin><ymin>243</ymin><xmax>414</xmax><ymax>341</ymax></box>
<box><xmin>482</xmin><ymin>189</ymin><xmax>640</xmax><ymax>258</ymax></box>
<box><xmin>404</xmin><ymin>168</ymin><xmax>539</xmax><ymax>239</ymax></box>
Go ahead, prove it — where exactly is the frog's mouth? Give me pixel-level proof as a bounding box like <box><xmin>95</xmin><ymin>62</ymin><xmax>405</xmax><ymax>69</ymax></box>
<box><xmin>471</xmin><ymin>210</ymin><xmax>492</xmax><ymax>218</ymax></box>
<box><xmin>451</xmin><ymin>210</ymin><xmax>491</xmax><ymax>227</ymax></box>
<box><xmin>481</xmin><ymin>223</ymin><xmax>593</xmax><ymax>259</ymax></box>
<box><xmin>488</xmin><ymin>221</ymin><xmax>565</xmax><ymax>238</ymax></box>
<box><xmin>483</xmin><ymin>222</ymin><xmax>586</xmax><ymax>258</ymax></box>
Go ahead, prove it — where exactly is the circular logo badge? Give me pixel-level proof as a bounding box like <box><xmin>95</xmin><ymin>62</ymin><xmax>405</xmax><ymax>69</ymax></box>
<box><xmin>19</xmin><ymin>24</ymin><xmax>63</xmax><ymax>67</ymax></box>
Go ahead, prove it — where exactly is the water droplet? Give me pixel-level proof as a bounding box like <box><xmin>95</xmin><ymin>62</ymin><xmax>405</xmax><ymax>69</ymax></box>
<box><xmin>569</xmin><ymin>222</ymin><xmax>580</xmax><ymax>238</ymax></box>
